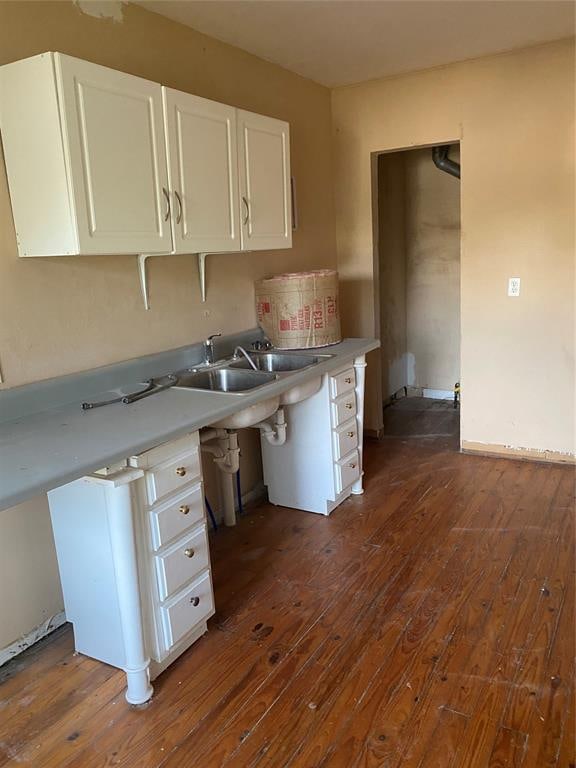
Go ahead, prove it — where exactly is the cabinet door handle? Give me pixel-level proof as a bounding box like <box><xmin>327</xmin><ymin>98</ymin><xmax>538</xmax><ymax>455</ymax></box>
<box><xmin>349</xmin><ymin>462</ymin><xmax>357</xmax><ymax>469</ymax></box>
<box><xmin>184</xmin><ymin>548</ymin><xmax>195</xmax><ymax>558</ymax></box>
<box><xmin>179</xmin><ymin>505</ymin><xmax>190</xmax><ymax>515</ymax></box>
<box><xmin>242</xmin><ymin>196</ymin><xmax>250</xmax><ymax>226</ymax></box>
<box><xmin>344</xmin><ymin>377</ymin><xmax>353</xmax><ymax>384</ymax></box>
<box><xmin>347</xmin><ymin>431</ymin><xmax>355</xmax><ymax>438</ymax></box>
<box><xmin>174</xmin><ymin>190</ymin><xmax>183</xmax><ymax>224</ymax></box>
<box><xmin>190</xmin><ymin>596</ymin><xmax>200</xmax><ymax>607</ymax></box>
<box><xmin>345</xmin><ymin>402</ymin><xmax>353</xmax><ymax>410</ymax></box>
<box><xmin>162</xmin><ymin>187</ymin><xmax>171</xmax><ymax>222</ymax></box>
<box><xmin>175</xmin><ymin>466</ymin><xmax>187</xmax><ymax>477</ymax></box>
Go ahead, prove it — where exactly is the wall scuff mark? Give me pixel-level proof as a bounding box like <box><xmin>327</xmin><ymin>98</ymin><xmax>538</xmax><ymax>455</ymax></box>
<box><xmin>74</xmin><ymin>1</ymin><xmax>125</xmax><ymax>23</ymax></box>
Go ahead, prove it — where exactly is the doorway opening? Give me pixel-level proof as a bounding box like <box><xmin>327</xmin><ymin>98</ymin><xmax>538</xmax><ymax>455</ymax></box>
<box><xmin>374</xmin><ymin>143</ymin><xmax>461</xmax><ymax>446</ymax></box>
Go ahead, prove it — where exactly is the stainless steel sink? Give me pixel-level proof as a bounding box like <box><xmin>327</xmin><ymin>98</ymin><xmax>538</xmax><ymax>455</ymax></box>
<box><xmin>174</xmin><ymin>367</ymin><xmax>277</xmax><ymax>393</ymax></box>
<box><xmin>174</xmin><ymin>367</ymin><xmax>280</xmax><ymax>428</ymax></box>
<box><xmin>230</xmin><ymin>351</ymin><xmax>331</xmax><ymax>372</ymax></box>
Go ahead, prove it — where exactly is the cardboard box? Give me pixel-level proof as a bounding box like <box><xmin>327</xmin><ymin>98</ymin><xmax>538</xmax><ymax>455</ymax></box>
<box><xmin>255</xmin><ymin>270</ymin><xmax>341</xmax><ymax>349</ymax></box>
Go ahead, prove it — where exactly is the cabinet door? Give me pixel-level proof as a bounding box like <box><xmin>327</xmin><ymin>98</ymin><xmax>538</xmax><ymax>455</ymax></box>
<box><xmin>237</xmin><ymin>110</ymin><xmax>292</xmax><ymax>251</ymax></box>
<box><xmin>163</xmin><ymin>89</ymin><xmax>240</xmax><ymax>254</ymax></box>
<box><xmin>55</xmin><ymin>54</ymin><xmax>172</xmax><ymax>255</ymax></box>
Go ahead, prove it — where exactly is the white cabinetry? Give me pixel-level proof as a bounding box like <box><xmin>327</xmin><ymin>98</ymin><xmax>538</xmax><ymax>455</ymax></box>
<box><xmin>0</xmin><ymin>52</ymin><xmax>292</xmax><ymax>259</ymax></box>
<box><xmin>163</xmin><ymin>89</ymin><xmax>240</xmax><ymax>254</ymax></box>
<box><xmin>47</xmin><ymin>431</ymin><xmax>214</xmax><ymax>704</ymax></box>
<box><xmin>261</xmin><ymin>357</ymin><xmax>367</xmax><ymax>515</ymax></box>
<box><xmin>237</xmin><ymin>109</ymin><xmax>292</xmax><ymax>250</ymax></box>
<box><xmin>0</xmin><ymin>52</ymin><xmax>172</xmax><ymax>256</ymax></box>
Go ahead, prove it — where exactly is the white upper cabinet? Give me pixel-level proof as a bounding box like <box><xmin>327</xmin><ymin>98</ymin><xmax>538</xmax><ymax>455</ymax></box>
<box><xmin>163</xmin><ymin>89</ymin><xmax>240</xmax><ymax>254</ymax></box>
<box><xmin>237</xmin><ymin>110</ymin><xmax>292</xmax><ymax>251</ymax></box>
<box><xmin>0</xmin><ymin>52</ymin><xmax>292</xmax><ymax>259</ymax></box>
<box><xmin>56</xmin><ymin>55</ymin><xmax>172</xmax><ymax>255</ymax></box>
<box><xmin>0</xmin><ymin>53</ymin><xmax>172</xmax><ymax>256</ymax></box>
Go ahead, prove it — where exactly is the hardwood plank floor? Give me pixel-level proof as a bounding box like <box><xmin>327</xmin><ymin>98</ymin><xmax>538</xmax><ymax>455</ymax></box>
<box><xmin>1</xmin><ymin>407</ymin><xmax>574</xmax><ymax>768</ymax></box>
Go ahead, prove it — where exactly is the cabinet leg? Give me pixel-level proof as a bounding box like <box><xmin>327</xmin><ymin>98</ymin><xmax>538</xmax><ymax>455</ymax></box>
<box><xmin>105</xmin><ymin>481</ymin><xmax>153</xmax><ymax>705</ymax></box>
<box><xmin>351</xmin><ymin>355</ymin><xmax>367</xmax><ymax>496</ymax></box>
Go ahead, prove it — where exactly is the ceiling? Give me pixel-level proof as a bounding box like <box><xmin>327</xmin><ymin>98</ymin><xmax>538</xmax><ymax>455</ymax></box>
<box><xmin>135</xmin><ymin>0</ymin><xmax>575</xmax><ymax>87</ymax></box>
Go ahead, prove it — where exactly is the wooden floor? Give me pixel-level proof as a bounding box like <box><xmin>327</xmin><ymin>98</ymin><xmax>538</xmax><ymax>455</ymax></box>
<box><xmin>1</xmin><ymin>401</ymin><xmax>574</xmax><ymax>768</ymax></box>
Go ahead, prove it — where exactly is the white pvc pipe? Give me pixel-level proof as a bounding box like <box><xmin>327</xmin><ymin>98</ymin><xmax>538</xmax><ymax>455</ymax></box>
<box><xmin>200</xmin><ymin>443</ymin><xmax>225</xmax><ymax>459</ymax></box>
<box><xmin>104</xmin><ymin>481</ymin><xmax>153</xmax><ymax>705</ymax></box>
<box><xmin>220</xmin><ymin>469</ymin><xmax>236</xmax><ymax>527</ymax></box>
<box><xmin>215</xmin><ymin>431</ymin><xmax>240</xmax><ymax>474</ymax></box>
<box><xmin>252</xmin><ymin>408</ymin><xmax>287</xmax><ymax>446</ymax></box>
<box><xmin>201</xmin><ymin>430</ymin><xmax>241</xmax><ymax>527</ymax></box>
<box><xmin>200</xmin><ymin>427</ymin><xmax>227</xmax><ymax>444</ymax></box>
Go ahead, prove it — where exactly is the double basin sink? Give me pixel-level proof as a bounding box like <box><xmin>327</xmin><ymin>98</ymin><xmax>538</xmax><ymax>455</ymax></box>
<box><xmin>168</xmin><ymin>351</ymin><xmax>332</xmax><ymax>429</ymax></box>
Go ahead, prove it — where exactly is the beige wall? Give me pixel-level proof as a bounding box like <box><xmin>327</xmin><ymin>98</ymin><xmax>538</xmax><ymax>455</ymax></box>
<box><xmin>0</xmin><ymin>0</ymin><xmax>336</xmax><ymax>650</ymax></box>
<box><xmin>378</xmin><ymin>152</ymin><xmax>407</xmax><ymax>398</ymax></box>
<box><xmin>0</xmin><ymin>1</ymin><xmax>336</xmax><ymax>387</ymax></box>
<box><xmin>405</xmin><ymin>146</ymin><xmax>460</xmax><ymax>391</ymax></box>
<box><xmin>0</xmin><ymin>497</ymin><xmax>64</xmax><ymax>652</ymax></box>
<box><xmin>378</xmin><ymin>146</ymin><xmax>460</xmax><ymax>398</ymax></box>
<box><xmin>333</xmin><ymin>39</ymin><xmax>575</xmax><ymax>456</ymax></box>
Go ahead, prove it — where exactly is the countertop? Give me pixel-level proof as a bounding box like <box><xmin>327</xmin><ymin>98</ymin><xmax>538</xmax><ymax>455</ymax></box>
<box><xmin>0</xmin><ymin>336</ymin><xmax>379</xmax><ymax>510</ymax></box>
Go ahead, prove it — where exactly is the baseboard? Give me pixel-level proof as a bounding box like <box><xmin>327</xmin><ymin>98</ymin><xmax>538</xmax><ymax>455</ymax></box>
<box><xmin>422</xmin><ymin>388</ymin><xmax>454</xmax><ymax>400</ymax></box>
<box><xmin>461</xmin><ymin>441</ymin><xmax>576</xmax><ymax>465</ymax></box>
<box><xmin>0</xmin><ymin>611</ymin><xmax>67</xmax><ymax>667</ymax></box>
<box><xmin>238</xmin><ymin>482</ymin><xmax>267</xmax><ymax>511</ymax></box>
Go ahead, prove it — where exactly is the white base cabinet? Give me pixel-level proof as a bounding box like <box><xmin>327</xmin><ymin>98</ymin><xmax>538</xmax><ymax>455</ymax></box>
<box><xmin>47</xmin><ymin>431</ymin><xmax>214</xmax><ymax>704</ymax></box>
<box><xmin>261</xmin><ymin>356</ymin><xmax>367</xmax><ymax>515</ymax></box>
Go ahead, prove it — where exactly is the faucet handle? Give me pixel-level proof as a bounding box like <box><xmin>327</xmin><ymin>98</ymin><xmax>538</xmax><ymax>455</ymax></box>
<box><xmin>252</xmin><ymin>338</ymin><xmax>272</xmax><ymax>351</ymax></box>
<box><xmin>206</xmin><ymin>332</ymin><xmax>222</xmax><ymax>342</ymax></box>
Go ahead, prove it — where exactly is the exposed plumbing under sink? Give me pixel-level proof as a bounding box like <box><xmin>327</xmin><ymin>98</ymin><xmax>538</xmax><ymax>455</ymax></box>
<box><xmin>200</xmin><ymin>409</ymin><xmax>287</xmax><ymax>527</ymax></box>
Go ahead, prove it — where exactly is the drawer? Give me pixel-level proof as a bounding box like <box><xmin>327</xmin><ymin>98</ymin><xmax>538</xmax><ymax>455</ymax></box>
<box><xmin>155</xmin><ymin>525</ymin><xmax>210</xmax><ymax>601</ymax></box>
<box><xmin>129</xmin><ymin>432</ymin><xmax>199</xmax><ymax>470</ymax></box>
<box><xmin>331</xmin><ymin>392</ymin><xmax>357</xmax><ymax>427</ymax></box>
<box><xmin>149</xmin><ymin>483</ymin><xmax>205</xmax><ymax>550</ymax></box>
<box><xmin>145</xmin><ymin>448</ymin><xmax>201</xmax><ymax>505</ymax></box>
<box><xmin>334</xmin><ymin>450</ymin><xmax>360</xmax><ymax>494</ymax></box>
<box><xmin>160</xmin><ymin>572</ymin><xmax>214</xmax><ymax>650</ymax></box>
<box><xmin>329</xmin><ymin>367</ymin><xmax>355</xmax><ymax>400</ymax></box>
<box><xmin>332</xmin><ymin>418</ymin><xmax>359</xmax><ymax>461</ymax></box>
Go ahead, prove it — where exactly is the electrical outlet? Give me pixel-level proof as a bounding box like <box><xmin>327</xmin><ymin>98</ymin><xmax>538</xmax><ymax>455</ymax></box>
<box><xmin>508</xmin><ymin>277</ymin><xmax>521</xmax><ymax>297</ymax></box>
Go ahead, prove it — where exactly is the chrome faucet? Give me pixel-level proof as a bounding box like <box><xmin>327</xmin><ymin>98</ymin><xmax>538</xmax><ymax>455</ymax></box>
<box><xmin>251</xmin><ymin>338</ymin><xmax>272</xmax><ymax>351</ymax></box>
<box><xmin>203</xmin><ymin>333</ymin><xmax>221</xmax><ymax>365</ymax></box>
<box><xmin>233</xmin><ymin>345</ymin><xmax>259</xmax><ymax>371</ymax></box>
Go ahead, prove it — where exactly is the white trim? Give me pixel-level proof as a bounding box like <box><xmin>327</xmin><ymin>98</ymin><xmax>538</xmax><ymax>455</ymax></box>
<box><xmin>423</xmin><ymin>388</ymin><xmax>454</xmax><ymax>400</ymax></box>
<box><xmin>351</xmin><ymin>356</ymin><xmax>367</xmax><ymax>495</ymax></box>
<box><xmin>0</xmin><ymin>611</ymin><xmax>67</xmax><ymax>668</ymax></box>
<box><xmin>239</xmin><ymin>482</ymin><xmax>266</xmax><ymax>511</ymax></box>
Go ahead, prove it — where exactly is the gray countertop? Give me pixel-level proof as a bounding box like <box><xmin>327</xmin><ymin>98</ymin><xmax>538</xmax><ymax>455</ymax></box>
<box><xmin>0</xmin><ymin>335</ymin><xmax>379</xmax><ymax>510</ymax></box>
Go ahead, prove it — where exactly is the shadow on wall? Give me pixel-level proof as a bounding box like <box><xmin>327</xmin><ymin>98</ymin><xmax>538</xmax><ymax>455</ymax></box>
<box><xmin>339</xmin><ymin>277</ymin><xmax>377</xmax><ymax>338</ymax></box>
<box><xmin>338</xmin><ymin>276</ymin><xmax>383</xmax><ymax>434</ymax></box>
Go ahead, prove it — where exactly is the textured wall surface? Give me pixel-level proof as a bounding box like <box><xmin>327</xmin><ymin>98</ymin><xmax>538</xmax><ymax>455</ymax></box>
<box><xmin>405</xmin><ymin>147</ymin><xmax>460</xmax><ymax>392</ymax></box>
<box><xmin>0</xmin><ymin>0</ymin><xmax>336</xmax><ymax>650</ymax></box>
<box><xmin>333</xmin><ymin>39</ymin><xmax>575</xmax><ymax>455</ymax></box>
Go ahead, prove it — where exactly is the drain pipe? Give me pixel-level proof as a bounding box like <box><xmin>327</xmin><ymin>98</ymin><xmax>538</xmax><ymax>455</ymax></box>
<box><xmin>200</xmin><ymin>429</ymin><xmax>240</xmax><ymax>527</ymax></box>
<box><xmin>251</xmin><ymin>408</ymin><xmax>287</xmax><ymax>446</ymax></box>
<box><xmin>432</xmin><ymin>145</ymin><xmax>460</xmax><ymax>179</ymax></box>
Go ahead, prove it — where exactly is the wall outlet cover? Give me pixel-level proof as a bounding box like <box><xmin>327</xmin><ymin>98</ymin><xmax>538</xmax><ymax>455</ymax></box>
<box><xmin>508</xmin><ymin>277</ymin><xmax>521</xmax><ymax>297</ymax></box>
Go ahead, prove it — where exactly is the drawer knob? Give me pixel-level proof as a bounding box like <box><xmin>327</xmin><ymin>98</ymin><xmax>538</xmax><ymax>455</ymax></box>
<box><xmin>345</xmin><ymin>403</ymin><xmax>353</xmax><ymax>410</ymax></box>
<box><xmin>344</xmin><ymin>377</ymin><xmax>353</xmax><ymax>384</ymax></box>
<box><xmin>180</xmin><ymin>505</ymin><xmax>190</xmax><ymax>515</ymax></box>
<box><xmin>175</xmin><ymin>466</ymin><xmax>187</xmax><ymax>477</ymax></box>
<box><xmin>190</xmin><ymin>596</ymin><xmax>200</xmax><ymax>607</ymax></box>
<box><xmin>349</xmin><ymin>462</ymin><xmax>357</xmax><ymax>469</ymax></box>
<box><xmin>347</xmin><ymin>431</ymin><xmax>355</xmax><ymax>438</ymax></box>
<box><xmin>184</xmin><ymin>548</ymin><xmax>195</xmax><ymax>558</ymax></box>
